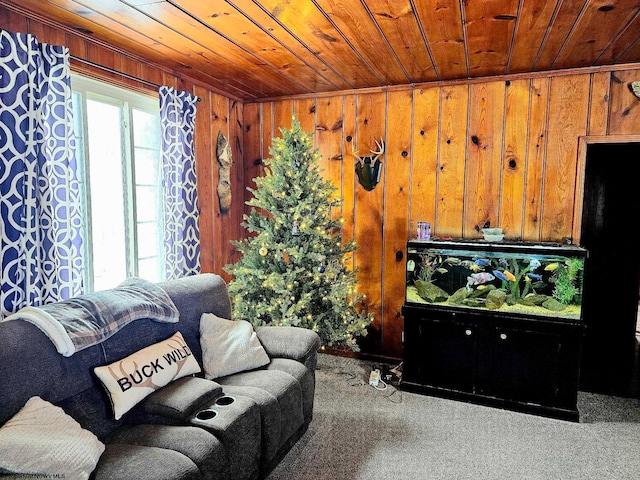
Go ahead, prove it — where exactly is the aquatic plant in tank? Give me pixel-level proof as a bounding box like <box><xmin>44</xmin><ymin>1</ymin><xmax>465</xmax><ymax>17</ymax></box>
<box><xmin>405</xmin><ymin>240</ymin><xmax>587</xmax><ymax>321</ymax></box>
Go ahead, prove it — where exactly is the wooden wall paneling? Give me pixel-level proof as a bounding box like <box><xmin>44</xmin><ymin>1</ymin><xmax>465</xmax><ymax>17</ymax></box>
<box><xmin>65</xmin><ymin>32</ymin><xmax>86</xmax><ymax>60</ymax></box>
<box><xmin>353</xmin><ymin>92</ymin><xmax>386</xmax><ymax>351</ymax></box>
<box><xmin>208</xmin><ymin>93</ymin><xmax>230</xmax><ymax>277</ymax></box>
<box><xmin>588</xmin><ymin>72</ymin><xmax>611</xmax><ymax>135</ymax></box>
<box><xmin>243</xmin><ymin>102</ymin><xmax>262</xmax><ymax>216</ymax></box>
<box><xmin>541</xmin><ymin>74</ymin><xmax>590</xmax><ymax>242</ymax></box>
<box><xmin>161</xmin><ymin>72</ymin><xmax>178</xmax><ymax>89</ymax></box>
<box><xmin>176</xmin><ymin>77</ymin><xmax>194</xmax><ymax>95</ymax></box>
<box><xmin>315</xmin><ymin>96</ymin><xmax>344</xmax><ymax>217</ymax></box>
<box><xmin>27</xmin><ymin>18</ymin><xmax>65</xmax><ymax>45</ymax></box>
<box><xmin>1</xmin><ymin>5</ymin><xmax>28</xmax><ymax>32</ymax></box>
<box><xmin>500</xmin><ymin>79</ymin><xmax>529</xmax><ymax>238</ymax></box>
<box><xmin>523</xmin><ymin>77</ymin><xmax>550</xmax><ymax>241</ymax></box>
<box><xmin>194</xmin><ymin>86</ymin><xmax>215</xmax><ymax>274</ymax></box>
<box><xmin>273</xmin><ymin>100</ymin><xmax>294</xmax><ymax>138</ymax></box>
<box><xmin>464</xmin><ymin>81</ymin><xmax>506</xmax><ymax>235</ymax></box>
<box><xmin>293</xmin><ymin>98</ymin><xmax>316</xmax><ymax>134</ymax></box>
<box><xmin>382</xmin><ymin>90</ymin><xmax>412</xmax><ymax>357</ymax></box>
<box><xmin>437</xmin><ymin>84</ymin><xmax>468</xmax><ymax>238</ymax></box>
<box><xmin>116</xmin><ymin>54</ymin><xmax>144</xmax><ymax>91</ymax></box>
<box><xmin>85</xmin><ymin>42</ymin><xmax>116</xmax><ymax>72</ymax></box>
<box><xmin>342</xmin><ymin>95</ymin><xmax>357</xmax><ymax>270</ymax></box>
<box><xmin>139</xmin><ymin>62</ymin><xmax>164</xmax><ymax>89</ymax></box>
<box><xmin>228</xmin><ymin>100</ymin><xmax>245</xmax><ymax>268</ymax></box>
<box><xmin>608</xmin><ymin>69</ymin><xmax>640</xmax><ymax>135</ymax></box>
<box><xmin>410</xmin><ymin>87</ymin><xmax>440</xmax><ymax>236</ymax></box>
<box><xmin>261</xmin><ymin>102</ymin><xmax>274</xmax><ymax>160</ymax></box>
<box><xmin>76</xmin><ymin>42</ymin><xmax>116</xmax><ymax>80</ymax></box>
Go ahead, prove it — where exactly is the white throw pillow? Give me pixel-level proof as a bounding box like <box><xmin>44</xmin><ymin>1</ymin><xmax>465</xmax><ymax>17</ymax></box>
<box><xmin>200</xmin><ymin>313</ymin><xmax>270</xmax><ymax>380</ymax></box>
<box><xmin>0</xmin><ymin>396</ymin><xmax>105</xmax><ymax>480</ymax></box>
<box><xmin>94</xmin><ymin>331</ymin><xmax>201</xmax><ymax>420</ymax></box>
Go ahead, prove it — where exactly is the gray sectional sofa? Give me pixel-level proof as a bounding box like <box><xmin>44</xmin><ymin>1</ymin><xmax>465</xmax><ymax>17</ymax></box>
<box><xmin>0</xmin><ymin>273</ymin><xmax>320</xmax><ymax>480</ymax></box>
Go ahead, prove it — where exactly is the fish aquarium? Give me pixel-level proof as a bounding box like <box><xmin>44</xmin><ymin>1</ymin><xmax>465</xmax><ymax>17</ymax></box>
<box><xmin>405</xmin><ymin>239</ymin><xmax>587</xmax><ymax>321</ymax></box>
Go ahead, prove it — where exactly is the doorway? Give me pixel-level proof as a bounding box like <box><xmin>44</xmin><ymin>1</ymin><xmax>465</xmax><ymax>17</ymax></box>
<box><xmin>579</xmin><ymin>140</ymin><xmax>640</xmax><ymax>398</ymax></box>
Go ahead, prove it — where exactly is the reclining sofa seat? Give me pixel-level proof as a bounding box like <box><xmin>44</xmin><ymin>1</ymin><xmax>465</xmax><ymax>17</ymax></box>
<box><xmin>0</xmin><ymin>273</ymin><xmax>320</xmax><ymax>480</ymax></box>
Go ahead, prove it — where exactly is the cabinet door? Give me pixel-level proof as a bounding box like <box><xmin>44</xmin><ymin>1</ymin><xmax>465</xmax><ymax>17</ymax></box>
<box><xmin>405</xmin><ymin>316</ymin><xmax>478</xmax><ymax>392</ymax></box>
<box><xmin>478</xmin><ymin>326</ymin><xmax>563</xmax><ymax>405</ymax></box>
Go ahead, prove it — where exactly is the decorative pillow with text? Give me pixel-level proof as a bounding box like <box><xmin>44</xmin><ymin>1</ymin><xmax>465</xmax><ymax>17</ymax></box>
<box><xmin>200</xmin><ymin>313</ymin><xmax>270</xmax><ymax>380</ymax></box>
<box><xmin>94</xmin><ymin>331</ymin><xmax>201</xmax><ymax>420</ymax></box>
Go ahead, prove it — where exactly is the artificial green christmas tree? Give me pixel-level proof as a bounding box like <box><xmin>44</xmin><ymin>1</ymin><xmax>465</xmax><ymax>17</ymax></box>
<box><xmin>225</xmin><ymin>117</ymin><xmax>372</xmax><ymax>351</ymax></box>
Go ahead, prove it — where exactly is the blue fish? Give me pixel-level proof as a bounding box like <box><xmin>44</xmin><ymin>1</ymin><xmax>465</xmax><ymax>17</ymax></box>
<box><xmin>529</xmin><ymin>259</ymin><xmax>541</xmax><ymax>271</ymax></box>
<box><xmin>493</xmin><ymin>270</ymin><xmax>508</xmax><ymax>282</ymax></box>
<box><xmin>526</xmin><ymin>273</ymin><xmax>543</xmax><ymax>281</ymax></box>
<box><xmin>473</xmin><ymin>257</ymin><xmax>490</xmax><ymax>267</ymax></box>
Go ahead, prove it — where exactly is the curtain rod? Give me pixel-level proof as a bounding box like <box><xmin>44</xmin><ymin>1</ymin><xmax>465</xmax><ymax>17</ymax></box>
<box><xmin>70</xmin><ymin>55</ymin><xmax>201</xmax><ymax>101</ymax></box>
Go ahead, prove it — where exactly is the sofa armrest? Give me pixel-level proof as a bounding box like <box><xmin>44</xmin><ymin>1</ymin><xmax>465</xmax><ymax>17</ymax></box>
<box><xmin>143</xmin><ymin>376</ymin><xmax>223</xmax><ymax>421</ymax></box>
<box><xmin>256</xmin><ymin>326</ymin><xmax>321</xmax><ymax>371</ymax></box>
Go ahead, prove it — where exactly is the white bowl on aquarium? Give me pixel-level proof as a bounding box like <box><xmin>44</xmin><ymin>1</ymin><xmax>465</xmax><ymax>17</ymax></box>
<box><xmin>481</xmin><ymin>228</ymin><xmax>503</xmax><ymax>241</ymax></box>
<box><xmin>483</xmin><ymin>233</ymin><xmax>504</xmax><ymax>242</ymax></box>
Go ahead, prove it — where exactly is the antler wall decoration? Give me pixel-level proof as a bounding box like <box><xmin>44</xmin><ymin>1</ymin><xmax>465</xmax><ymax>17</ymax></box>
<box><xmin>353</xmin><ymin>138</ymin><xmax>385</xmax><ymax>191</ymax></box>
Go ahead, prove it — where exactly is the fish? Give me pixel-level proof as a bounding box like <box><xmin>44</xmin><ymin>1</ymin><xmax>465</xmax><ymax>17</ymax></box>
<box><xmin>436</xmin><ymin>268</ymin><xmax>448</xmax><ymax>274</ymax></box>
<box><xmin>466</xmin><ymin>272</ymin><xmax>495</xmax><ymax>287</ymax></box>
<box><xmin>544</xmin><ymin>263</ymin><xmax>559</xmax><ymax>271</ymax></box>
<box><xmin>498</xmin><ymin>258</ymin><xmax>509</xmax><ymax>268</ymax></box>
<box><xmin>473</xmin><ymin>257</ymin><xmax>491</xmax><ymax>267</ymax></box>
<box><xmin>526</xmin><ymin>273</ymin><xmax>543</xmax><ymax>281</ymax></box>
<box><xmin>445</xmin><ymin>257</ymin><xmax>461</xmax><ymax>265</ymax></box>
<box><xmin>469</xmin><ymin>264</ymin><xmax>484</xmax><ymax>272</ymax></box>
<box><xmin>493</xmin><ymin>270</ymin><xmax>508</xmax><ymax>282</ymax></box>
<box><xmin>407</xmin><ymin>259</ymin><xmax>415</xmax><ymax>272</ymax></box>
<box><xmin>503</xmin><ymin>270</ymin><xmax>516</xmax><ymax>281</ymax></box>
<box><xmin>529</xmin><ymin>259</ymin><xmax>541</xmax><ymax>270</ymax></box>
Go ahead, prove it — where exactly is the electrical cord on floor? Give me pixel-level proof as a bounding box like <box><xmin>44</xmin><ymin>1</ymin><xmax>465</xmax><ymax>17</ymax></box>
<box><xmin>317</xmin><ymin>362</ymin><xmax>403</xmax><ymax>402</ymax></box>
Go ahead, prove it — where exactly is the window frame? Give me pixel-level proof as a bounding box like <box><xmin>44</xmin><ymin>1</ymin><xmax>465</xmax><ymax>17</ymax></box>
<box><xmin>71</xmin><ymin>73</ymin><xmax>163</xmax><ymax>292</ymax></box>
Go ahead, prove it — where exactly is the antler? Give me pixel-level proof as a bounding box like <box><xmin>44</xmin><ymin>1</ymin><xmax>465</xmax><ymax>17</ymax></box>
<box><xmin>351</xmin><ymin>144</ymin><xmax>363</xmax><ymax>163</ymax></box>
<box><xmin>370</xmin><ymin>138</ymin><xmax>384</xmax><ymax>157</ymax></box>
<box><xmin>352</xmin><ymin>138</ymin><xmax>385</xmax><ymax>163</ymax></box>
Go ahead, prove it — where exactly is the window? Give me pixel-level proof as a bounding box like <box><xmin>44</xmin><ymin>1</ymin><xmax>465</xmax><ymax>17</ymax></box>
<box><xmin>72</xmin><ymin>75</ymin><xmax>163</xmax><ymax>292</ymax></box>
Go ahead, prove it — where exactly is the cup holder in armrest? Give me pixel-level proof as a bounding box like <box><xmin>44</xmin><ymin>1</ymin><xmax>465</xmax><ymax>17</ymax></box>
<box><xmin>215</xmin><ymin>396</ymin><xmax>235</xmax><ymax>406</ymax></box>
<box><xmin>195</xmin><ymin>409</ymin><xmax>218</xmax><ymax>421</ymax></box>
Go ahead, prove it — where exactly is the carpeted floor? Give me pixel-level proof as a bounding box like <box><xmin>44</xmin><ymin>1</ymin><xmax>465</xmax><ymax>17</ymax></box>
<box><xmin>266</xmin><ymin>353</ymin><xmax>640</xmax><ymax>480</ymax></box>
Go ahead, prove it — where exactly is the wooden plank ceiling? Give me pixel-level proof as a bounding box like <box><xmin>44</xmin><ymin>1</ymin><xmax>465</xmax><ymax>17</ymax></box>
<box><xmin>3</xmin><ymin>0</ymin><xmax>640</xmax><ymax>101</ymax></box>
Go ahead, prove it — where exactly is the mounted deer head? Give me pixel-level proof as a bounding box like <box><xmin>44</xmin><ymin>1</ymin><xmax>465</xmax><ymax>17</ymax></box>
<box><xmin>354</xmin><ymin>138</ymin><xmax>384</xmax><ymax>191</ymax></box>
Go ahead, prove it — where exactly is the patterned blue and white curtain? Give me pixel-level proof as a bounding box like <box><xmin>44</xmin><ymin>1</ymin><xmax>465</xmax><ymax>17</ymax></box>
<box><xmin>0</xmin><ymin>30</ymin><xmax>84</xmax><ymax>319</ymax></box>
<box><xmin>159</xmin><ymin>86</ymin><xmax>201</xmax><ymax>279</ymax></box>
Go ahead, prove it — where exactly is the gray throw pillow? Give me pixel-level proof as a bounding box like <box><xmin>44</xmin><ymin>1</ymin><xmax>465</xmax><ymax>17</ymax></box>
<box><xmin>200</xmin><ymin>313</ymin><xmax>270</xmax><ymax>379</ymax></box>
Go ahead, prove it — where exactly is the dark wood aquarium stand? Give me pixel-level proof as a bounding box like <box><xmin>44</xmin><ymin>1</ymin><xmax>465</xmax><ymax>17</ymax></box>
<box><xmin>401</xmin><ymin>304</ymin><xmax>585</xmax><ymax>421</ymax></box>
<box><xmin>400</xmin><ymin>239</ymin><xmax>587</xmax><ymax>422</ymax></box>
